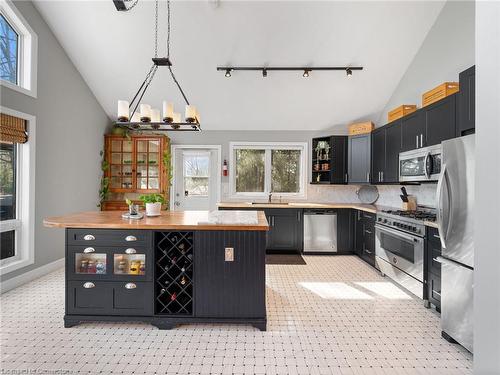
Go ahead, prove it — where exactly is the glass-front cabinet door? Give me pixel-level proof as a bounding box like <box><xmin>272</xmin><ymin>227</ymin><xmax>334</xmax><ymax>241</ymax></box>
<box><xmin>109</xmin><ymin>138</ymin><xmax>134</xmax><ymax>192</ymax></box>
<box><xmin>135</xmin><ymin>139</ymin><xmax>161</xmax><ymax>193</ymax></box>
<box><xmin>69</xmin><ymin>246</ymin><xmax>152</xmax><ymax>281</ymax></box>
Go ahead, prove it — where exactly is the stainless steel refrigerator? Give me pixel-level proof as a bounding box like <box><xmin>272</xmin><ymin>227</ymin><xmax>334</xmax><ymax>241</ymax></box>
<box><xmin>436</xmin><ymin>134</ymin><xmax>474</xmax><ymax>353</ymax></box>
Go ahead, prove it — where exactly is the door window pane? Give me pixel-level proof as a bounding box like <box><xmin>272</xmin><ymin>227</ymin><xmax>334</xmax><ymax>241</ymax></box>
<box><xmin>0</xmin><ymin>15</ymin><xmax>19</xmax><ymax>84</ymax></box>
<box><xmin>271</xmin><ymin>150</ymin><xmax>301</xmax><ymax>193</ymax></box>
<box><xmin>183</xmin><ymin>153</ymin><xmax>210</xmax><ymax>196</ymax></box>
<box><xmin>235</xmin><ymin>149</ymin><xmax>265</xmax><ymax>193</ymax></box>
<box><xmin>0</xmin><ymin>143</ymin><xmax>16</xmax><ymax>220</ymax></box>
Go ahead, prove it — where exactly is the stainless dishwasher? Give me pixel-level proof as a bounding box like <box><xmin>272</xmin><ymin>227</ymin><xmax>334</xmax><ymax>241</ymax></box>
<box><xmin>303</xmin><ymin>209</ymin><xmax>337</xmax><ymax>253</ymax></box>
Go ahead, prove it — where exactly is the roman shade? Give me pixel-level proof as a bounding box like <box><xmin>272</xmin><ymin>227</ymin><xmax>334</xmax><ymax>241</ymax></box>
<box><xmin>0</xmin><ymin>113</ymin><xmax>28</xmax><ymax>144</ymax></box>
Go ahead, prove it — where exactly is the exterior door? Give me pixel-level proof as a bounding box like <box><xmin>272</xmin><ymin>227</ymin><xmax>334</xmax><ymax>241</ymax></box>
<box><xmin>173</xmin><ymin>148</ymin><xmax>219</xmax><ymax>211</ymax></box>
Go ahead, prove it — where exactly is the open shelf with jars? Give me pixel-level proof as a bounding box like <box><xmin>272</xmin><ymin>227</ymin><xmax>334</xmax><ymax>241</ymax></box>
<box><xmin>311</xmin><ymin>135</ymin><xmax>348</xmax><ymax>185</ymax></box>
<box><xmin>155</xmin><ymin>232</ymin><xmax>194</xmax><ymax>315</ymax></box>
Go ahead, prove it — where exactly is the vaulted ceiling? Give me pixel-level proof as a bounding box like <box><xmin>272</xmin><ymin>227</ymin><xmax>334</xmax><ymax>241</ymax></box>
<box><xmin>34</xmin><ymin>0</ymin><xmax>445</xmax><ymax>131</ymax></box>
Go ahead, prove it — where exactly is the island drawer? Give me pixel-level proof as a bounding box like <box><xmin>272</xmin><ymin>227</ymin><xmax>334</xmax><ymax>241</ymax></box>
<box><xmin>67</xmin><ymin>229</ymin><xmax>152</xmax><ymax>247</ymax></box>
<box><xmin>67</xmin><ymin>280</ymin><xmax>153</xmax><ymax>316</ymax></box>
<box><xmin>67</xmin><ymin>245</ymin><xmax>153</xmax><ymax>282</ymax></box>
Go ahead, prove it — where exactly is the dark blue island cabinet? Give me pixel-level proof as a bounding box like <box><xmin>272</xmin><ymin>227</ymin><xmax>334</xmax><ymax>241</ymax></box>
<box><xmin>48</xmin><ymin>211</ymin><xmax>269</xmax><ymax>331</ymax></box>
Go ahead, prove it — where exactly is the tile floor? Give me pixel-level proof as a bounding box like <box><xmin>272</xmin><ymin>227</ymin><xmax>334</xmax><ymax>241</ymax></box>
<box><xmin>1</xmin><ymin>255</ymin><xmax>472</xmax><ymax>374</ymax></box>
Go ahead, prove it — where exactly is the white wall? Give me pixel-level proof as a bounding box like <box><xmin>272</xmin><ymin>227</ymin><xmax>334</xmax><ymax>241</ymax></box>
<box><xmin>0</xmin><ymin>1</ymin><xmax>109</xmax><ymax>284</ymax></box>
<box><xmin>378</xmin><ymin>0</ymin><xmax>475</xmax><ymax>124</ymax></box>
<box><xmin>474</xmin><ymin>1</ymin><xmax>500</xmax><ymax>373</ymax></box>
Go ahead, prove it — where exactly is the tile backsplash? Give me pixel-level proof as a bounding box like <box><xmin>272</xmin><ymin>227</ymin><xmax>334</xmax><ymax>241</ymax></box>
<box><xmin>221</xmin><ymin>181</ymin><xmax>437</xmax><ymax>209</ymax></box>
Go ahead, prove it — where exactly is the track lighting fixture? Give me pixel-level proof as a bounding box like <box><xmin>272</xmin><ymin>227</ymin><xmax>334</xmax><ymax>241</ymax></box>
<box><xmin>217</xmin><ymin>66</ymin><xmax>363</xmax><ymax>78</ymax></box>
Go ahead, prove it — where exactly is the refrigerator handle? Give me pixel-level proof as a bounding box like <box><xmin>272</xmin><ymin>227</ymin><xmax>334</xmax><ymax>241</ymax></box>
<box><xmin>436</xmin><ymin>165</ymin><xmax>452</xmax><ymax>249</ymax></box>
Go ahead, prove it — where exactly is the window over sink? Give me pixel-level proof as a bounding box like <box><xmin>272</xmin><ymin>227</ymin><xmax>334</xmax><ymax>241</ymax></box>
<box><xmin>229</xmin><ymin>142</ymin><xmax>307</xmax><ymax>198</ymax></box>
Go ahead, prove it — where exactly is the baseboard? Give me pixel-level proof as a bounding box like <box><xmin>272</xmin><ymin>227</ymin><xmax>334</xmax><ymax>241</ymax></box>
<box><xmin>0</xmin><ymin>258</ymin><xmax>64</xmax><ymax>294</ymax></box>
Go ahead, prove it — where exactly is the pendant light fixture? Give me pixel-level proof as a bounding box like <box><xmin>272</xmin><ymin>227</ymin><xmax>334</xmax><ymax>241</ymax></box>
<box><xmin>115</xmin><ymin>0</ymin><xmax>201</xmax><ymax>132</ymax></box>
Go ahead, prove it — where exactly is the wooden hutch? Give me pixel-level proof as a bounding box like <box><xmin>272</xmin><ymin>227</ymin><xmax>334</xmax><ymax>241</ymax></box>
<box><xmin>101</xmin><ymin>134</ymin><xmax>170</xmax><ymax>211</ymax></box>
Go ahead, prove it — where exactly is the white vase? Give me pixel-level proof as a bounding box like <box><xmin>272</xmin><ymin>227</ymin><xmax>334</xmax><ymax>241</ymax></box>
<box><xmin>145</xmin><ymin>202</ymin><xmax>161</xmax><ymax>217</ymax></box>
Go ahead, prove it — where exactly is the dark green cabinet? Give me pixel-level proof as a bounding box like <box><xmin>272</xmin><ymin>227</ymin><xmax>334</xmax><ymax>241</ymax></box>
<box><xmin>457</xmin><ymin>65</ymin><xmax>475</xmax><ymax>136</ymax></box>
<box><xmin>401</xmin><ymin>110</ymin><xmax>425</xmax><ymax>151</ymax></box>
<box><xmin>267</xmin><ymin>209</ymin><xmax>303</xmax><ymax>252</ymax></box>
<box><xmin>348</xmin><ymin>134</ymin><xmax>371</xmax><ymax>184</ymax></box>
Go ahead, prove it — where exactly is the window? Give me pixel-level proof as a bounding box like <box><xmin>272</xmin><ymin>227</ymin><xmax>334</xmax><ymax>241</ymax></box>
<box><xmin>0</xmin><ymin>108</ymin><xmax>35</xmax><ymax>275</ymax></box>
<box><xmin>183</xmin><ymin>151</ymin><xmax>210</xmax><ymax>197</ymax></box>
<box><xmin>230</xmin><ymin>142</ymin><xmax>307</xmax><ymax>197</ymax></box>
<box><xmin>0</xmin><ymin>0</ymin><xmax>38</xmax><ymax>97</ymax></box>
<box><xmin>0</xmin><ymin>14</ymin><xmax>18</xmax><ymax>84</ymax></box>
<box><xmin>0</xmin><ymin>142</ymin><xmax>17</xmax><ymax>260</ymax></box>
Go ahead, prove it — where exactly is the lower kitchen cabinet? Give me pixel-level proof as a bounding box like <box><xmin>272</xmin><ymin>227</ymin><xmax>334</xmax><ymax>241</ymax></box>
<box><xmin>267</xmin><ymin>209</ymin><xmax>303</xmax><ymax>253</ymax></box>
<box><xmin>354</xmin><ymin>210</ymin><xmax>376</xmax><ymax>266</ymax></box>
<box><xmin>194</xmin><ymin>231</ymin><xmax>266</xmax><ymax>318</ymax></box>
<box><xmin>337</xmin><ymin>209</ymin><xmax>354</xmax><ymax>253</ymax></box>
<box><xmin>426</xmin><ymin>227</ymin><xmax>442</xmax><ymax>311</ymax></box>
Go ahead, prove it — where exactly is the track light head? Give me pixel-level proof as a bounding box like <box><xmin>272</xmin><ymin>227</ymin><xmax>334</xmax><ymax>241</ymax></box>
<box><xmin>303</xmin><ymin>69</ymin><xmax>310</xmax><ymax>78</ymax></box>
<box><xmin>346</xmin><ymin>68</ymin><xmax>353</xmax><ymax>77</ymax></box>
<box><xmin>225</xmin><ymin>69</ymin><xmax>232</xmax><ymax>78</ymax></box>
<box><xmin>262</xmin><ymin>68</ymin><xmax>267</xmax><ymax>77</ymax></box>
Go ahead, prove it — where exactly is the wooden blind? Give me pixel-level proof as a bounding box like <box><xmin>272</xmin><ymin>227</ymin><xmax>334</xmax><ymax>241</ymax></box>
<box><xmin>0</xmin><ymin>113</ymin><xmax>28</xmax><ymax>144</ymax></box>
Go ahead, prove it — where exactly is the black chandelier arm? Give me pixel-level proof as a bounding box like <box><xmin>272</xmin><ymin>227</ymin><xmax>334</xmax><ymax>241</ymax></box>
<box><xmin>168</xmin><ymin>66</ymin><xmax>190</xmax><ymax>105</ymax></box>
<box><xmin>129</xmin><ymin>64</ymin><xmax>159</xmax><ymax>119</ymax></box>
<box><xmin>128</xmin><ymin>63</ymin><xmax>156</xmax><ymax>111</ymax></box>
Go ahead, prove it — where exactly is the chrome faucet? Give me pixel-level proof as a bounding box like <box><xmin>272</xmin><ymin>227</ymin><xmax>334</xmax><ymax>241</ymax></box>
<box><xmin>268</xmin><ymin>193</ymin><xmax>272</xmax><ymax>203</ymax></box>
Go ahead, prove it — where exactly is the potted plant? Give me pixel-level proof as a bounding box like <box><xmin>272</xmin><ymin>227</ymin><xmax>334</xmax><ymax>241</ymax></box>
<box><xmin>139</xmin><ymin>194</ymin><xmax>165</xmax><ymax>217</ymax></box>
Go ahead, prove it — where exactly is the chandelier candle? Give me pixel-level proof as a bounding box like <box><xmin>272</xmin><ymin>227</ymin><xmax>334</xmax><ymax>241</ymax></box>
<box><xmin>162</xmin><ymin>101</ymin><xmax>174</xmax><ymax>123</ymax></box>
<box><xmin>117</xmin><ymin>100</ymin><xmax>129</xmax><ymax>122</ymax></box>
<box><xmin>185</xmin><ymin>105</ymin><xmax>197</xmax><ymax>123</ymax></box>
<box><xmin>140</xmin><ymin>104</ymin><xmax>152</xmax><ymax>122</ymax></box>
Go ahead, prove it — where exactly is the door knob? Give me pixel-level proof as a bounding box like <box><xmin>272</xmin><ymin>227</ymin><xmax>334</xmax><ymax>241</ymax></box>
<box><xmin>174</xmin><ymin>201</ymin><xmax>181</xmax><ymax>207</ymax></box>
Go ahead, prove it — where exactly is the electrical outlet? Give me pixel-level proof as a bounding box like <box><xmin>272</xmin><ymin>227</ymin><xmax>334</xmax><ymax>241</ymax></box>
<box><xmin>225</xmin><ymin>247</ymin><xmax>234</xmax><ymax>262</ymax></box>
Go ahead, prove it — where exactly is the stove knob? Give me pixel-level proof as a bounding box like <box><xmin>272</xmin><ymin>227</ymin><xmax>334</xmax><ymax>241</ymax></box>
<box><xmin>411</xmin><ymin>226</ymin><xmax>416</xmax><ymax>232</ymax></box>
<box><xmin>378</xmin><ymin>217</ymin><xmax>382</xmax><ymax>221</ymax></box>
<box><xmin>383</xmin><ymin>219</ymin><xmax>388</xmax><ymax>223</ymax></box>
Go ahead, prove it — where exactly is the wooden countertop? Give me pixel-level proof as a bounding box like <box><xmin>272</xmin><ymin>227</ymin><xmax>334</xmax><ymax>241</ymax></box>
<box><xmin>217</xmin><ymin>202</ymin><xmax>438</xmax><ymax>228</ymax></box>
<box><xmin>44</xmin><ymin>210</ymin><xmax>269</xmax><ymax>231</ymax></box>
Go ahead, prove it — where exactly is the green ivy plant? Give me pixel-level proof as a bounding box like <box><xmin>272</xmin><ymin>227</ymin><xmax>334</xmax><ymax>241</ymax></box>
<box><xmin>161</xmin><ymin>150</ymin><xmax>173</xmax><ymax>209</ymax></box>
<box><xmin>97</xmin><ymin>150</ymin><xmax>110</xmax><ymax>207</ymax></box>
<box><xmin>139</xmin><ymin>193</ymin><xmax>166</xmax><ymax>204</ymax></box>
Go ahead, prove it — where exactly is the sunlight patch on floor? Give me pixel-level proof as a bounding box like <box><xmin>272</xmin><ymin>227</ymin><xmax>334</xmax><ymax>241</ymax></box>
<box><xmin>355</xmin><ymin>281</ymin><xmax>413</xmax><ymax>300</ymax></box>
<box><xmin>298</xmin><ymin>282</ymin><xmax>374</xmax><ymax>300</ymax></box>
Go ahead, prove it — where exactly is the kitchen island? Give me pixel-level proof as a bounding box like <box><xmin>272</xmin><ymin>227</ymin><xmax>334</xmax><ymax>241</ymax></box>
<box><xmin>44</xmin><ymin>210</ymin><xmax>269</xmax><ymax>330</ymax></box>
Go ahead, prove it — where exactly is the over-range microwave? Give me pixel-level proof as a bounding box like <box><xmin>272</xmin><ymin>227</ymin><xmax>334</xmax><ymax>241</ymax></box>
<box><xmin>399</xmin><ymin>144</ymin><xmax>442</xmax><ymax>182</ymax></box>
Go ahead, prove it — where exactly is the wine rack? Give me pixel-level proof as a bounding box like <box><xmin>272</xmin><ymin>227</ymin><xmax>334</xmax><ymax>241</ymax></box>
<box><xmin>155</xmin><ymin>232</ymin><xmax>194</xmax><ymax>315</ymax></box>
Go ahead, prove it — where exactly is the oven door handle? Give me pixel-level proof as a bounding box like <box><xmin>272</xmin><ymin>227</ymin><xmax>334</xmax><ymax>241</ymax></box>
<box><xmin>424</xmin><ymin>152</ymin><xmax>432</xmax><ymax>180</ymax></box>
<box><xmin>375</xmin><ymin>224</ymin><xmax>423</xmax><ymax>243</ymax></box>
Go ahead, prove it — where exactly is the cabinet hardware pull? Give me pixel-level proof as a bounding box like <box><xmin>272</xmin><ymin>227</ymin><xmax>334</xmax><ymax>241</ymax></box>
<box><xmin>365</xmin><ymin>250</ymin><xmax>372</xmax><ymax>254</ymax></box>
<box><xmin>83</xmin><ymin>247</ymin><xmax>95</xmax><ymax>253</ymax></box>
<box><xmin>420</xmin><ymin>134</ymin><xmax>423</xmax><ymax>148</ymax></box>
<box><xmin>125</xmin><ymin>283</ymin><xmax>137</xmax><ymax>289</ymax></box>
<box><xmin>125</xmin><ymin>235</ymin><xmax>137</xmax><ymax>242</ymax></box>
<box><xmin>416</xmin><ymin>135</ymin><xmax>419</xmax><ymax>148</ymax></box>
<box><xmin>433</xmin><ymin>234</ymin><xmax>440</xmax><ymax>239</ymax></box>
<box><xmin>125</xmin><ymin>248</ymin><xmax>137</xmax><ymax>254</ymax></box>
<box><xmin>365</xmin><ymin>230</ymin><xmax>372</xmax><ymax>234</ymax></box>
<box><xmin>381</xmin><ymin>171</ymin><xmax>384</xmax><ymax>182</ymax></box>
<box><xmin>83</xmin><ymin>234</ymin><xmax>95</xmax><ymax>241</ymax></box>
<box><xmin>432</xmin><ymin>257</ymin><xmax>441</xmax><ymax>263</ymax></box>
<box><xmin>345</xmin><ymin>173</ymin><xmax>348</xmax><ymax>183</ymax></box>
<box><xmin>366</xmin><ymin>172</ymin><xmax>370</xmax><ymax>182</ymax></box>
<box><xmin>433</xmin><ymin>291</ymin><xmax>441</xmax><ymax>297</ymax></box>
<box><xmin>83</xmin><ymin>282</ymin><xmax>95</xmax><ymax>289</ymax></box>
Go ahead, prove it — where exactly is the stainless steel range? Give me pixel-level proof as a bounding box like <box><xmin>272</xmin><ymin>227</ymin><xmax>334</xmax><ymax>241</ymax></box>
<box><xmin>375</xmin><ymin>208</ymin><xmax>436</xmax><ymax>299</ymax></box>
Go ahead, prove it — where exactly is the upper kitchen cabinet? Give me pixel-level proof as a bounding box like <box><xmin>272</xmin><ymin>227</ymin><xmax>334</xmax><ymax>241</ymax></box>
<box><xmin>424</xmin><ymin>94</ymin><xmax>457</xmax><ymax>147</ymax></box>
<box><xmin>371</xmin><ymin>127</ymin><xmax>386</xmax><ymax>184</ymax></box>
<box><xmin>457</xmin><ymin>66</ymin><xmax>475</xmax><ymax>136</ymax></box>
<box><xmin>401</xmin><ymin>110</ymin><xmax>425</xmax><ymax>151</ymax></box>
<box><xmin>311</xmin><ymin>136</ymin><xmax>348</xmax><ymax>185</ymax></box>
<box><xmin>384</xmin><ymin>120</ymin><xmax>402</xmax><ymax>183</ymax></box>
<box><xmin>348</xmin><ymin>134</ymin><xmax>371</xmax><ymax>184</ymax></box>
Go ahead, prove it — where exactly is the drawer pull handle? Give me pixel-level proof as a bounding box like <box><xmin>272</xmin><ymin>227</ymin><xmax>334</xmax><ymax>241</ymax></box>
<box><xmin>83</xmin><ymin>247</ymin><xmax>95</xmax><ymax>253</ymax></box>
<box><xmin>125</xmin><ymin>248</ymin><xmax>137</xmax><ymax>254</ymax></box>
<box><xmin>125</xmin><ymin>235</ymin><xmax>137</xmax><ymax>242</ymax></box>
<box><xmin>433</xmin><ymin>234</ymin><xmax>441</xmax><ymax>239</ymax></box>
<box><xmin>432</xmin><ymin>258</ymin><xmax>441</xmax><ymax>263</ymax></box>
<box><xmin>83</xmin><ymin>234</ymin><xmax>95</xmax><ymax>241</ymax></box>
<box><xmin>83</xmin><ymin>282</ymin><xmax>95</xmax><ymax>289</ymax></box>
<box><xmin>125</xmin><ymin>283</ymin><xmax>137</xmax><ymax>289</ymax></box>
